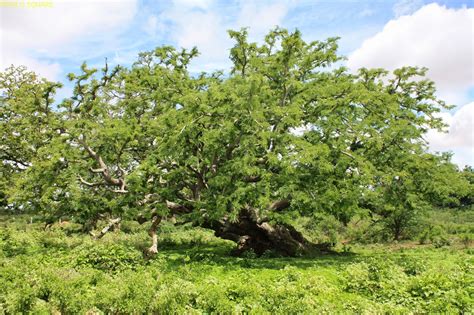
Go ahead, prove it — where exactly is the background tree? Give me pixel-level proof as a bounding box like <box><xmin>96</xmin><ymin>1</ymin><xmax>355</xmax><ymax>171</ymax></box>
<box><xmin>0</xmin><ymin>66</ymin><xmax>62</xmax><ymax>212</ymax></box>
<box><xmin>459</xmin><ymin>166</ymin><xmax>474</xmax><ymax>208</ymax></box>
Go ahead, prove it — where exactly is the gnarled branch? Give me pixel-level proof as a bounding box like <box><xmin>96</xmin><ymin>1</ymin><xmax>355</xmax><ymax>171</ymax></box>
<box><xmin>78</xmin><ymin>135</ymin><xmax>128</xmax><ymax>193</ymax></box>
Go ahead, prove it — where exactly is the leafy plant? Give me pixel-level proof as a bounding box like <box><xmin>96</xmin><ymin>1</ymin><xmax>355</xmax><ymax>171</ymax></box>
<box><xmin>74</xmin><ymin>243</ymin><xmax>142</xmax><ymax>272</ymax></box>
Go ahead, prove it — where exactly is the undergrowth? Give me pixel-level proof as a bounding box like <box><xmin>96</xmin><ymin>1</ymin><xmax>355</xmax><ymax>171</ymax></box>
<box><xmin>0</xmin><ymin>214</ymin><xmax>472</xmax><ymax>313</ymax></box>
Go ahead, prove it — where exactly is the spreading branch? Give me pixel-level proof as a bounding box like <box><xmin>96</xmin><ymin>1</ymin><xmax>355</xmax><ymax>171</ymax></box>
<box><xmin>78</xmin><ymin>135</ymin><xmax>128</xmax><ymax>193</ymax></box>
<box><xmin>78</xmin><ymin>176</ymin><xmax>103</xmax><ymax>187</ymax></box>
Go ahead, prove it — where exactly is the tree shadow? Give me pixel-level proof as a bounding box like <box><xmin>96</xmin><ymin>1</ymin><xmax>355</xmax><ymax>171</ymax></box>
<box><xmin>147</xmin><ymin>241</ymin><xmax>361</xmax><ymax>271</ymax></box>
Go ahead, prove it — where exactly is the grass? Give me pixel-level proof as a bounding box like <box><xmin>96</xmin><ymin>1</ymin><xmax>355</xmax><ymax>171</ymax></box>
<box><xmin>0</xmin><ymin>213</ymin><xmax>473</xmax><ymax>314</ymax></box>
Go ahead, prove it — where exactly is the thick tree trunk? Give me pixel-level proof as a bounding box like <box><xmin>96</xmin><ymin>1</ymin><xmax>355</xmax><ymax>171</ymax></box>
<box><xmin>204</xmin><ymin>208</ymin><xmax>321</xmax><ymax>257</ymax></box>
<box><xmin>138</xmin><ymin>200</ymin><xmax>329</xmax><ymax>258</ymax></box>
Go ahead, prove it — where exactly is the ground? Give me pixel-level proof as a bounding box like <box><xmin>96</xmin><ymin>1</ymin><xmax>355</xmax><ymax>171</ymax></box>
<box><xmin>0</xmin><ymin>214</ymin><xmax>472</xmax><ymax>314</ymax></box>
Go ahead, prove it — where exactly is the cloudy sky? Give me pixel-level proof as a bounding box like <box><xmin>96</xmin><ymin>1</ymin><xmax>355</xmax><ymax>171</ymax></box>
<box><xmin>1</xmin><ymin>0</ymin><xmax>473</xmax><ymax>167</ymax></box>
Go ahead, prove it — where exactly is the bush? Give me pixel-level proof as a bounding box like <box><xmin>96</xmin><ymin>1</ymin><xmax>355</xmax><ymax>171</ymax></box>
<box><xmin>344</xmin><ymin>258</ymin><xmax>407</xmax><ymax>296</ymax></box>
<box><xmin>459</xmin><ymin>233</ymin><xmax>473</xmax><ymax>248</ymax></box>
<box><xmin>343</xmin><ymin>255</ymin><xmax>471</xmax><ymax>313</ymax></box>
<box><xmin>347</xmin><ymin>219</ymin><xmax>393</xmax><ymax>244</ymax></box>
<box><xmin>74</xmin><ymin>242</ymin><xmax>142</xmax><ymax>272</ymax></box>
<box><xmin>297</xmin><ymin>213</ymin><xmax>342</xmax><ymax>245</ymax></box>
<box><xmin>418</xmin><ymin>225</ymin><xmax>451</xmax><ymax>247</ymax></box>
<box><xmin>120</xmin><ymin>220</ymin><xmax>143</xmax><ymax>234</ymax></box>
<box><xmin>432</xmin><ymin>234</ymin><xmax>451</xmax><ymax>248</ymax></box>
<box><xmin>0</xmin><ymin>228</ymin><xmax>39</xmax><ymax>257</ymax></box>
<box><xmin>150</xmin><ymin>279</ymin><xmax>199</xmax><ymax>313</ymax></box>
<box><xmin>397</xmin><ymin>255</ymin><xmax>427</xmax><ymax>276</ymax></box>
<box><xmin>0</xmin><ymin>213</ymin><xmax>471</xmax><ymax>314</ymax></box>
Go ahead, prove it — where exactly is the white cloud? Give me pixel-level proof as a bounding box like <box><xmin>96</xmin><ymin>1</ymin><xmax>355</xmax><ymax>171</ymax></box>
<box><xmin>154</xmin><ymin>0</ymin><xmax>230</xmax><ymax>72</ymax></box>
<box><xmin>112</xmin><ymin>50</ymin><xmax>140</xmax><ymax>66</ymax></box>
<box><xmin>0</xmin><ymin>54</ymin><xmax>62</xmax><ymax>81</ymax></box>
<box><xmin>426</xmin><ymin>102</ymin><xmax>474</xmax><ymax>167</ymax></box>
<box><xmin>393</xmin><ymin>0</ymin><xmax>423</xmax><ymax>17</ymax></box>
<box><xmin>236</xmin><ymin>1</ymin><xmax>287</xmax><ymax>38</ymax></box>
<box><xmin>0</xmin><ymin>0</ymin><xmax>138</xmax><ymax>80</ymax></box>
<box><xmin>154</xmin><ymin>0</ymin><xmax>288</xmax><ymax>72</ymax></box>
<box><xmin>174</xmin><ymin>0</ymin><xmax>214</xmax><ymax>10</ymax></box>
<box><xmin>347</xmin><ymin>3</ymin><xmax>474</xmax><ymax>105</ymax></box>
<box><xmin>175</xmin><ymin>11</ymin><xmax>227</xmax><ymax>59</ymax></box>
<box><xmin>143</xmin><ymin>15</ymin><xmax>158</xmax><ymax>37</ymax></box>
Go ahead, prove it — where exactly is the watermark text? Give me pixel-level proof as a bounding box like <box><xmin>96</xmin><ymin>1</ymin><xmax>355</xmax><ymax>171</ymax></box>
<box><xmin>0</xmin><ymin>1</ymin><xmax>54</xmax><ymax>8</ymax></box>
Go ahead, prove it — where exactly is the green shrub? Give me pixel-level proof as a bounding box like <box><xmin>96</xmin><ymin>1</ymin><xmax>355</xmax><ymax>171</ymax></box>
<box><xmin>459</xmin><ymin>233</ymin><xmax>473</xmax><ymax>248</ymax></box>
<box><xmin>74</xmin><ymin>243</ymin><xmax>142</xmax><ymax>272</ymax></box>
<box><xmin>0</xmin><ymin>214</ymin><xmax>472</xmax><ymax>314</ymax></box>
<box><xmin>398</xmin><ymin>255</ymin><xmax>427</xmax><ymax>276</ymax></box>
<box><xmin>92</xmin><ymin>270</ymin><xmax>159</xmax><ymax>313</ymax></box>
<box><xmin>432</xmin><ymin>234</ymin><xmax>452</xmax><ymax>248</ymax></box>
<box><xmin>120</xmin><ymin>220</ymin><xmax>143</xmax><ymax>234</ymax></box>
<box><xmin>406</xmin><ymin>269</ymin><xmax>471</xmax><ymax>312</ymax></box>
<box><xmin>343</xmin><ymin>254</ymin><xmax>472</xmax><ymax>313</ymax></box>
<box><xmin>344</xmin><ymin>258</ymin><xmax>407</xmax><ymax>296</ymax></box>
<box><xmin>296</xmin><ymin>213</ymin><xmax>342</xmax><ymax>245</ymax></box>
<box><xmin>0</xmin><ymin>228</ymin><xmax>39</xmax><ymax>257</ymax></box>
<box><xmin>418</xmin><ymin>225</ymin><xmax>451</xmax><ymax>247</ymax></box>
<box><xmin>150</xmin><ymin>279</ymin><xmax>199</xmax><ymax>313</ymax></box>
<box><xmin>347</xmin><ymin>219</ymin><xmax>393</xmax><ymax>244</ymax></box>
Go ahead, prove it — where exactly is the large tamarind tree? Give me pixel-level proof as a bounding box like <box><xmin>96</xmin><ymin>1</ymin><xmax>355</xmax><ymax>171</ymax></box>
<box><xmin>1</xmin><ymin>28</ymin><xmax>469</xmax><ymax>256</ymax></box>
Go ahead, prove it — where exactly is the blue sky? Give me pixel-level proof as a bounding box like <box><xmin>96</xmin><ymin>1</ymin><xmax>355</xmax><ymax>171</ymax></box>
<box><xmin>1</xmin><ymin>0</ymin><xmax>473</xmax><ymax>166</ymax></box>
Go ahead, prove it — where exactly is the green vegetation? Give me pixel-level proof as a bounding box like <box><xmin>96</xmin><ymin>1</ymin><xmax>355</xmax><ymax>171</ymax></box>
<box><xmin>2</xmin><ymin>28</ymin><xmax>472</xmax><ymax>255</ymax></box>
<box><xmin>1</xmin><ymin>28</ymin><xmax>473</xmax><ymax>313</ymax></box>
<box><xmin>0</xmin><ymin>213</ymin><xmax>472</xmax><ymax>314</ymax></box>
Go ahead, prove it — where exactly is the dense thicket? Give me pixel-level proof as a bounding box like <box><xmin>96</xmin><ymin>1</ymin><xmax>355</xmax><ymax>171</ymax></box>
<box><xmin>0</xmin><ymin>28</ymin><xmax>471</xmax><ymax>256</ymax></box>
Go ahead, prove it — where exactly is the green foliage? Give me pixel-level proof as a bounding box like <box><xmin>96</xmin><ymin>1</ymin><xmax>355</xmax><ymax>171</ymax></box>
<box><xmin>1</xmin><ymin>28</ymin><xmax>469</xmax><ymax>247</ymax></box>
<box><xmin>397</xmin><ymin>254</ymin><xmax>428</xmax><ymax>276</ymax></box>
<box><xmin>0</xmin><ymin>218</ymin><xmax>472</xmax><ymax>314</ymax></box>
<box><xmin>74</xmin><ymin>243</ymin><xmax>142</xmax><ymax>272</ymax></box>
<box><xmin>426</xmin><ymin>208</ymin><xmax>474</xmax><ymax>235</ymax></box>
<box><xmin>0</xmin><ymin>228</ymin><xmax>38</xmax><ymax>257</ymax></box>
<box><xmin>0</xmin><ymin>66</ymin><xmax>62</xmax><ymax>211</ymax></box>
<box><xmin>459</xmin><ymin>166</ymin><xmax>474</xmax><ymax>208</ymax></box>
<box><xmin>346</xmin><ymin>217</ymin><xmax>393</xmax><ymax>243</ymax></box>
<box><xmin>344</xmin><ymin>256</ymin><xmax>472</xmax><ymax>312</ymax></box>
<box><xmin>295</xmin><ymin>213</ymin><xmax>342</xmax><ymax>245</ymax></box>
<box><xmin>460</xmin><ymin>233</ymin><xmax>474</xmax><ymax>248</ymax></box>
<box><xmin>418</xmin><ymin>225</ymin><xmax>447</xmax><ymax>244</ymax></box>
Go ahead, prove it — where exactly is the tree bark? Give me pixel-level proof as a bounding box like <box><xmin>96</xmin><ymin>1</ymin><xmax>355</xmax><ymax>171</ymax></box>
<box><xmin>145</xmin><ymin>214</ymin><xmax>162</xmax><ymax>256</ymax></box>
<box><xmin>203</xmin><ymin>208</ymin><xmax>320</xmax><ymax>257</ymax></box>
<box><xmin>78</xmin><ymin>135</ymin><xmax>127</xmax><ymax>193</ymax></box>
<box><xmin>90</xmin><ymin>217</ymin><xmax>121</xmax><ymax>239</ymax></box>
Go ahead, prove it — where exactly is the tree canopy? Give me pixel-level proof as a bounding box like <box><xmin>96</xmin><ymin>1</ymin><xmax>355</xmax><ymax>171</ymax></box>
<box><xmin>1</xmin><ymin>28</ymin><xmax>470</xmax><ymax>255</ymax></box>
